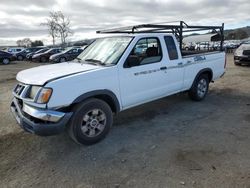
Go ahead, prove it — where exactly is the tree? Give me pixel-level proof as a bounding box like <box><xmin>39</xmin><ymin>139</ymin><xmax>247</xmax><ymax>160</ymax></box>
<box><xmin>41</xmin><ymin>12</ymin><xmax>58</xmax><ymax>46</ymax></box>
<box><xmin>31</xmin><ymin>40</ymin><xmax>44</xmax><ymax>47</ymax></box>
<box><xmin>41</xmin><ymin>11</ymin><xmax>73</xmax><ymax>46</ymax></box>
<box><xmin>16</xmin><ymin>39</ymin><xmax>23</xmax><ymax>47</ymax></box>
<box><xmin>16</xmin><ymin>38</ymin><xmax>32</xmax><ymax>47</ymax></box>
<box><xmin>54</xmin><ymin>11</ymin><xmax>73</xmax><ymax>46</ymax></box>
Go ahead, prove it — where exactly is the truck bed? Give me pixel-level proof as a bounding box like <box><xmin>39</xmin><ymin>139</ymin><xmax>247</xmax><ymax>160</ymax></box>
<box><xmin>181</xmin><ymin>50</ymin><xmax>222</xmax><ymax>57</ymax></box>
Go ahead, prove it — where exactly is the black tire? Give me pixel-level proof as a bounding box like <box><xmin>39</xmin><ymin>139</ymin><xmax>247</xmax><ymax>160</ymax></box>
<box><xmin>2</xmin><ymin>58</ymin><xmax>10</xmax><ymax>65</ymax></box>
<box><xmin>68</xmin><ymin>98</ymin><xmax>113</xmax><ymax>145</ymax></box>
<box><xmin>188</xmin><ymin>74</ymin><xmax>209</xmax><ymax>101</ymax></box>
<box><xmin>60</xmin><ymin>57</ymin><xmax>66</xmax><ymax>63</ymax></box>
<box><xmin>17</xmin><ymin>55</ymin><xmax>23</xmax><ymax>61</ymax></box>
<box><xmin>40</xmin><ymin>56</ymin><xmax>47</xmax><ymax>63</ymax></box>
<box><xmin>234</xmin><ymin>61</ymin><xmax>241</xmax><ymax>66</ymax></box>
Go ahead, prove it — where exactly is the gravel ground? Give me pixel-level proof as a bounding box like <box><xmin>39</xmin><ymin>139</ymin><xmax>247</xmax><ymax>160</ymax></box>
<box><xmin>0</xmin><ymin>55</ymin><xmax>250</xmax><ymax>188</ymax></box>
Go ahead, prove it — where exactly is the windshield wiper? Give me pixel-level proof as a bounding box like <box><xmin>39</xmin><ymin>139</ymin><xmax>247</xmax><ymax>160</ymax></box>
<box><xmin>85</xmin><ymin>59</ymin><xmax>105</xmax><ymax>66</ymax></box>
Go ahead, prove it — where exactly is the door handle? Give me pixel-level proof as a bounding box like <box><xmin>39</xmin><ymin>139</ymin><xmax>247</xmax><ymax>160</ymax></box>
<box><xmin>160</xmin><ymin>66</ymin><xmax>167</xmax><ymax>70</ymax></box>
<box><xmin>178</xmin><ymin>62</ymin><xmax>183</xmax><ymax>66</ymax></box>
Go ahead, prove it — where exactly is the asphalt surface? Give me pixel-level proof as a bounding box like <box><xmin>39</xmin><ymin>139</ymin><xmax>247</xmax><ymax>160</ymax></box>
<box><xmin>0</xmin><ymin>55</ymin><xmax>250</xmax><ymax>188</ymax></box>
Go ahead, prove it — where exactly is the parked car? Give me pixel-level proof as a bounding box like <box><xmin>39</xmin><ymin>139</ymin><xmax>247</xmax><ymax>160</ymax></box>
<box><xmin>183</xmin><ymin>42</ymin><xmax>195</xmax><ymax>51</ymax></box>
<box><xmin>0</xmin><ymin>50</ymin><xmax>15</xmax><ymax>65</ymax></box>
<box><xmin>195</xmin><ymin>42</ymin><xmax>210</xmax><ymax>50</ymax></box>
<box><xmin>32</xmin><ymin>48</ymin><xmax>63</xmax><ymax>63</ymax></box>
<box><xmin>49</xmin><ymin>47</ymin><xmax>84</xmax><ymax>63</ymax></box>
<box><xmin>7</xmin><ymin>47</ymin><xmax>24</xmax><ymax>54</ymax></box>
<box><xmin>224</xmin><ymin>42</ymin><xmax>238</xmax><ymax>49</ymax></box>
<box><xmin>11</xmin><ymin>27</ymin><xmax>226</xmax><ymax>145</ymax></box>
<box><xmin>26</xmin><ymin>48</ymin><xmax>50</xmax><ymax>61</ymax></box>
<box><xmin>234</xmin><ymin>43</ymin><xmax>250</xmax><ymax>65</ymax></box>
<box><xmin>14</xmin><ymin>47</ymin><xmax>45</xmax><ymax>61</ymax></box>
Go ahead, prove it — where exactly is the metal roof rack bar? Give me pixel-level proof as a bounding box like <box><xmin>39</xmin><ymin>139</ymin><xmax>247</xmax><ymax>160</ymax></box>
<box><xmin>96</xmin><ymin>21</ymin><xmax>224</xmax><ymax>51</ymax></box>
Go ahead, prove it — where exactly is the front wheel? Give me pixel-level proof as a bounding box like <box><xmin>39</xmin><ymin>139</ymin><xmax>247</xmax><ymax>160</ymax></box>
<box><xmin>68</xmin><ymin>98</ymin><xmax>113</xmax><ymax>145</ymax></box>
<box><xmin>188</xmin><ymin>74</ymin><xmax>209</xmax><ymax>101</ymax></box>
<box><xmin>2</xmin><ymin>58</ymin><xmax>10</xmax><ymax>65</ymax></box>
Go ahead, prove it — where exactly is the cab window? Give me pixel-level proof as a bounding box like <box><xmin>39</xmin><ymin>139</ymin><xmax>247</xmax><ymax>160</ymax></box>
<box><xmin>164</xmin><ymin>36</ymin><xmax>178</xmax><ymax>60</ymax></box>
<box><xmin>126</xmin><ymin>37</ymin><xmax>162</xmax><ymax>67</ymax></box>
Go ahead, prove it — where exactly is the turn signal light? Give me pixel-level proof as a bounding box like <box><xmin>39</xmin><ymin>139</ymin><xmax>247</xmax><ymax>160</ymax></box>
<box><xmin>36</xmin><ymin>88</ymin><xmax>52</xmax><ymax>104</ymax></box>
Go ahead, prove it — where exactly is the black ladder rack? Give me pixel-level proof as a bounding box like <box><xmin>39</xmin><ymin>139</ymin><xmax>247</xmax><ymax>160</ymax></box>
<box><xmin>96</xmin><ymin>21</ymin><xmax>224</xmax><ymax>52</ymax></box>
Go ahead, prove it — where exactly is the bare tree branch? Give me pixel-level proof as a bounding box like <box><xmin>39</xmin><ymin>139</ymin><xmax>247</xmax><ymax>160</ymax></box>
<box><xmin>41</xmin><ymin>11</ymin><xmax>73</xmax><ymax>46</ymax></box>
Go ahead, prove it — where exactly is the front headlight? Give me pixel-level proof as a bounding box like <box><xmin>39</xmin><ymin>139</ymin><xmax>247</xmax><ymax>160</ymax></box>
<box><xmin>29</xmin><ymin>86</ymin><xmax>41</xmax><ymax>99</ymax></box>
<box><xmin>36</xmin><ymin>88</ymin><xmax>53</xmax><ymax>104</ymax></box>
<box><xmin>235</xmin><ymin>49</ymin><xmax>243</xmax><ymax>56</ymax></box>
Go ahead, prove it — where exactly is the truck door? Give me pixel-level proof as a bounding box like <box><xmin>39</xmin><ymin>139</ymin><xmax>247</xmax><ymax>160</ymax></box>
<box><xmin>119</xmin><ymin>37</ymin><xmax>169</xmax><ymax>108</ymax></box>
<box><xmin>163</xmin><ymin>36</ymin><xmax>184</xmax><ymax>92</ymax></box>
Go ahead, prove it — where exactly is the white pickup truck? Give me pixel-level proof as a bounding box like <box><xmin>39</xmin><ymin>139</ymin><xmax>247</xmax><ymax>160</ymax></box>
<box><xmin>10</xmin><ymin>22</ymin><xmax>226</xmax><ymax>145</ymax></box>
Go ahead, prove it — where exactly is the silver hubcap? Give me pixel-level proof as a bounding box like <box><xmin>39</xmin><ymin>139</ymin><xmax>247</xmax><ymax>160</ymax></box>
<box><xmin>60</xmin><ymin>58</ymin><xmax>66</xmax><ymax>62</ymax></box>
<box><xmin>3</xmin><ymin>58</ymin><xmax>9</xmax><ymax>64</ymax></box>
<box><xmin>197</xmin><ymin>78</ymin><xmax>207</xmax><ymax>98</ymax></box>
<box><xmin>81</xmin><ymin>109</ymin><xmax>106</xmax><ymax>137</ymax></box>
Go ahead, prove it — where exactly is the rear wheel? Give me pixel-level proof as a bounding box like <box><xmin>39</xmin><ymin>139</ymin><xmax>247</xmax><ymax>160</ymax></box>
<box><xmin>40</xmin><ymin>56</ymin><xmax>47</xmax><ymax>63</ymax></box>
<box><xmin>2</xmin><ymin>58</ymin><xmax>10</xmax><ymax>65</ymax></box>
<box><xmin>68</xmin><ymin>98</ymin><xmax>113</xmax><ymax>145</ymax></box>
<box><xmin>17</xmin><ymin>55</ymin><xmax>23</xmax><ymax>61</ymax></box>
<box><xmin>188</xmin><ymin>74</ymin><xmax>209</xmax><ymax>101</ymax></box>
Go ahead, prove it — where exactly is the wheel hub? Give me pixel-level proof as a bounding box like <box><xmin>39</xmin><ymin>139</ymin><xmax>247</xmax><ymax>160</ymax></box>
<box><xmin>90</xmin><ymin>119</ymin><xmax>98</xmax><ymax>128</ymax></box>
<box><xmin>81</xmin><ymin>109</ymin><xmax>107</xmax><ymax>137</ymax></box>
<box><xmin>197</xmin><ymin>78</ymin><xmax>207</xmax><ymax>97</ymax></box>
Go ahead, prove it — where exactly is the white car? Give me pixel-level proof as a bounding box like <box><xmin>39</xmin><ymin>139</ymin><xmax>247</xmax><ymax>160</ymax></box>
<box><xmin>11</xmin><ymin>26</ymin><xmax>226</xmax><ymax>145</ymax></box>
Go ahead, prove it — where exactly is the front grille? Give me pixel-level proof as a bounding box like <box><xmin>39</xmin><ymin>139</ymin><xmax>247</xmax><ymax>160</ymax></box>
<box><xmin>16</xmin><ymin>98</ymin><xmax>23</xmax><ymax>109</ymax></box>
<box><xmin>243</xmin><ymin>50</ymin><xmax>250</xmax><ymax>56</ymax></box>
<box><xmin>14</xmin><ymin>84</ymin><xmax>25</xmax><ymax>96</ymax></box>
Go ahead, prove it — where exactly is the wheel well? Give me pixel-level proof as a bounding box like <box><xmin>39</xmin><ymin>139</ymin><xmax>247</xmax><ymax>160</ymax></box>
<box><xmin>202</xmin><ymin>70</ymin><xmax>213</xmax><ymax>82</ymax></box>
<box><xmin>92</xmin><ymin>94</ymin><xmax>118</xmax><ymax>113</ymax></box>
<box><xmin>60</xmin><ymin>93</ymin><xmax>119</xmax><ymax>114</ymax></box>
<box><xmin>195</xmin><ymin>69</ymin><xmax>213</xmax><ymax>83</ymax></box>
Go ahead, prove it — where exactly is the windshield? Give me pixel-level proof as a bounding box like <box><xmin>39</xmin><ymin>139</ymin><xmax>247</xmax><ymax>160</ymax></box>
<box><xmin>77</xmin><ymin>36</ymin><xmax>133</xmax><ymax>65</ymax></box>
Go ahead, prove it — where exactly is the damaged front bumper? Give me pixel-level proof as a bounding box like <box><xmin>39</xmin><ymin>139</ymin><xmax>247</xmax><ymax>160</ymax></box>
<box><xmin>10</xmin><ymin>97</ymin><xmax>72</xmax><ymax>136</ymax></box>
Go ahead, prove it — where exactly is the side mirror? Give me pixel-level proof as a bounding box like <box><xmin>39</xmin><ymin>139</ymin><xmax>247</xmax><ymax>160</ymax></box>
<box><xmin>125</xmin><ymin>55</ymin><xmax>140</xmax><ymax>68</ymax></box>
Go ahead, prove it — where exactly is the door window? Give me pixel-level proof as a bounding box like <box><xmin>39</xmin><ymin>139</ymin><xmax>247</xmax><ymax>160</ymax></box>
<box><xmin>127</xmin><ymin>37</ymin><xmax>162</xmax><ymax>66</ymax></box>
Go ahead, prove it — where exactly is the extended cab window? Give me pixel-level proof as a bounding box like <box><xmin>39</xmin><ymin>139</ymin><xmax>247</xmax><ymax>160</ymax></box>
<box><xmin>164</xmin><ymin>36</ymin><xmax>178</xmax><ymax>60</ymax></box>
<box><xmin>127</xmin><ymin>37</ymin><xmax>162</xmax><ymax>66</ymax></box>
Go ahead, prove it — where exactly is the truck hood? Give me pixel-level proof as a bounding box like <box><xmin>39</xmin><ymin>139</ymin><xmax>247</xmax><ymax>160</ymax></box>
<box><xmin>17</xmin><ymin>62</ymin><xmax>100</xmax><ymax>85</ymax></box>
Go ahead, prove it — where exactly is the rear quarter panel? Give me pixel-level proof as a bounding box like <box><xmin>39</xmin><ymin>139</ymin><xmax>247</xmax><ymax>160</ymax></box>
<box><xmin>183</xmin><ymin>52</ymin><xmax>225</xmax><ymax>90</ymax></box>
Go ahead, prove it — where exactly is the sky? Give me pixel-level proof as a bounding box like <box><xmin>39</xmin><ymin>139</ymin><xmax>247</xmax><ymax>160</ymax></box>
<box><xmin>0</xmin><ymin>0</ymin><xmax>250</xmax><ymax>46</ymax></box>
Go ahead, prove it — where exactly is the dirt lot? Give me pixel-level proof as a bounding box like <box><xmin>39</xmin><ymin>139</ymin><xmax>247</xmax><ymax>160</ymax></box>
<box><xmin>0</xmin><ymin>55</ymin><xmax>250</xmax><ymax>188</ymax></box>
